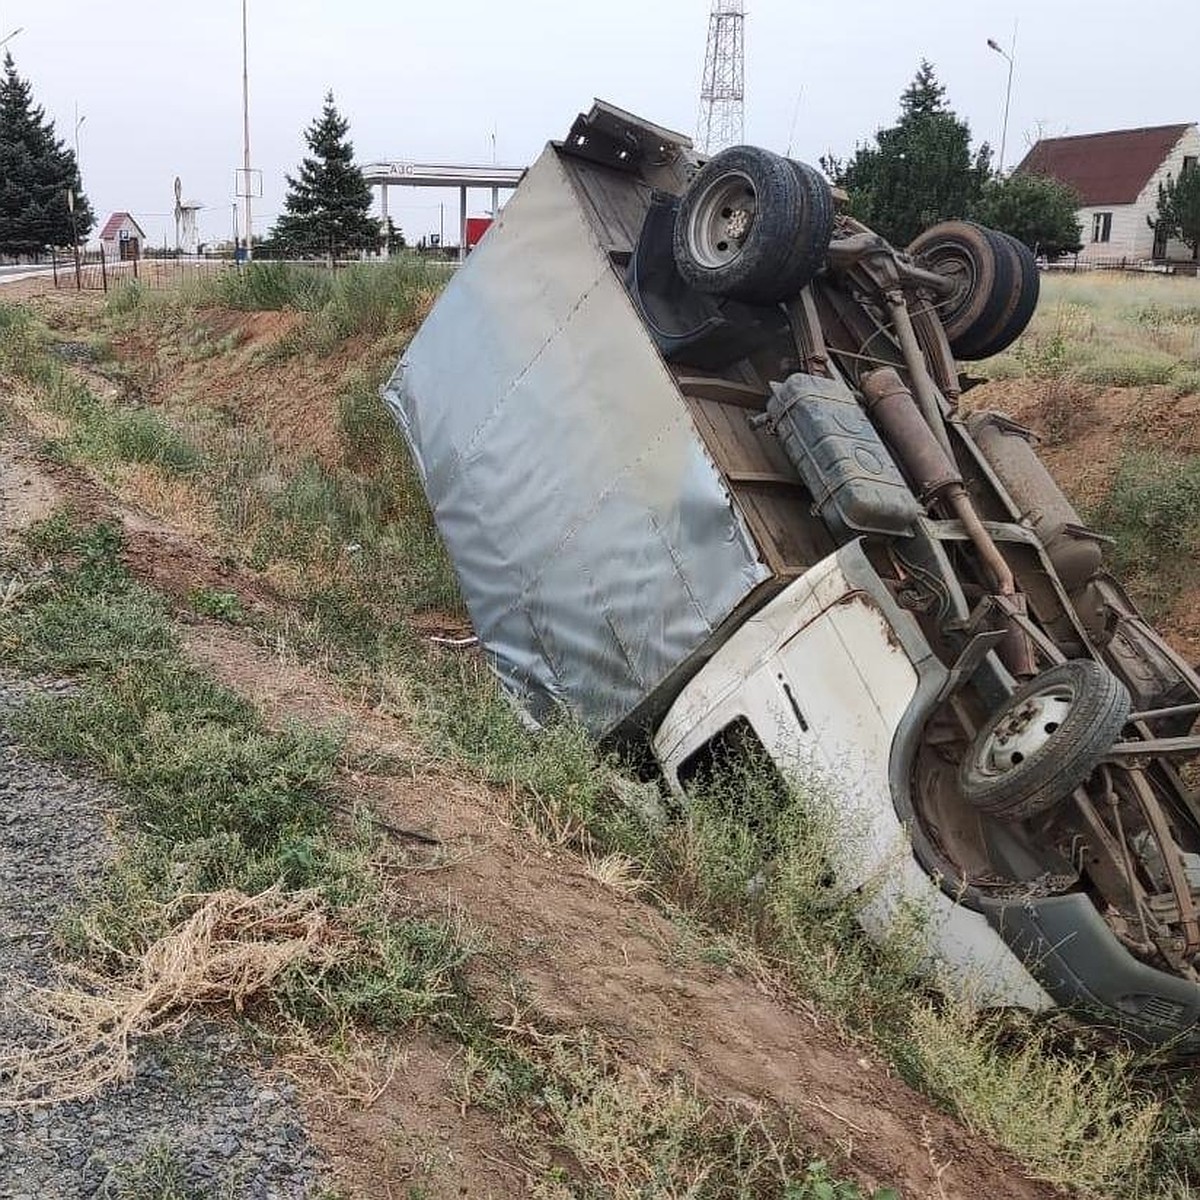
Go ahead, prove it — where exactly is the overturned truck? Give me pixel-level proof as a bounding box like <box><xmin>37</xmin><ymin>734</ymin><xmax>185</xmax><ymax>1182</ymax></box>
<box><xmin>385</xmin><ymin>102</ymin><xmax>1200</xmax><ymax>1048</ymax></box>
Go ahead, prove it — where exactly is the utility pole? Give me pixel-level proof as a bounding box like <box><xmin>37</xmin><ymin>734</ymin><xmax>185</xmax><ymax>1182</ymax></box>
<box><xmin>697</xmin><ymin>0</ymin><xmax>745</xmax><ymax>155</ymax></box>
<box><xmin>241</xmin><ymin>0</ymin><xmax>253</xmax><ymax>259</ymax></box>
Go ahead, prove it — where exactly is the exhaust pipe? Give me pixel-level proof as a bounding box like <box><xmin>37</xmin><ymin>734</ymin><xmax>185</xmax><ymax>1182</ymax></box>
<box><xmin>860</xmin><ymin>367</ymin><xmax>1035</xmax><ymax>676</ymax></box>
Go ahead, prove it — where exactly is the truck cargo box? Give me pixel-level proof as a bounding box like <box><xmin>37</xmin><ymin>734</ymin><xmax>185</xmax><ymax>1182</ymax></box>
<box><xmin>382</xmin><ymin>103</ymin><xmax>827</xmax><ymax>737</ymax></box>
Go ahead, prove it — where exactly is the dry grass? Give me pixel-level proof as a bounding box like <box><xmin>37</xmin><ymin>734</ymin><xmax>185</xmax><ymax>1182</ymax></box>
<box><xmin>982</xmin><ymin>272</ymin><xmax>1200</xmax><ymax>384</ymax></box>
<box><xmin>584</xmin><ymin>851</ymin><xmax>647</xmax><ymax>896</ymax></box>
<box><xmin>456</xmin><ymin>1030</ymin><xmax>896</xmax><ymax>1199</ymax></box>
<box><xmin>0</xmin><ymin>886</ymin><xmax>343</xmax><ymax>1108</ymax></box>
<box><xmin>907</xmin><ymin>998</ymin><xmax>1165</xmax><ymax>1196</ymax></box>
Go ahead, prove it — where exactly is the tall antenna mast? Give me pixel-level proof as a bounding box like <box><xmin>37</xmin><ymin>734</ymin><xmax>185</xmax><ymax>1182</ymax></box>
<box><xmin>697</xmin><ymin>0</ymin><xmax>745</xmax><ymax>155</ymax></box>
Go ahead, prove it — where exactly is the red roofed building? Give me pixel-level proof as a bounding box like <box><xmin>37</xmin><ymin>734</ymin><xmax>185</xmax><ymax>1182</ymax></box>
<box><xmin>98</xmin><ymin>212</ymin><xmax>146</xmax><ymax>261</ymax></box>
<box><xmin>1015</xmin><ymin>123</ymin><xmax>1199</xmax><ymax>263</ymax></box>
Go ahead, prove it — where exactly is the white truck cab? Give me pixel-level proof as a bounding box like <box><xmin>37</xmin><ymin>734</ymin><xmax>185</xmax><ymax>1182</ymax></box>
<box><xmin>654</xmin><ymin>545</ymin><xmax>1052</xmax><ymax>1010</ymax></box>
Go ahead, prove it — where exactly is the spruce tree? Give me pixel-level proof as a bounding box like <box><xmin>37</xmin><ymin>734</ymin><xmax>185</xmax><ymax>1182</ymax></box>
<box><xmin>0</xmin><ymin>52</ymin><xmax>94</xmax><ymax>257</ymax></box>
<box><xmin>1152</xmin><ymin>167</ymin><xmax>1200</xmax><ymax>260</ymax></box>
<box><xmin>269</xmin><ymin>94</ymin><xmax>380</xmax><ymax>259</ymax></box>
<box><xmin>822</xmin><ymin>61</ymin><xmax>992</xmax><ymax>247</ymax></box>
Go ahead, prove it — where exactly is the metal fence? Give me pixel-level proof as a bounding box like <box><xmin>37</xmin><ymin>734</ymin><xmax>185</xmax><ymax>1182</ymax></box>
<box><xmin>1046</xmin><ymin>255</ymin><xmax>1200</xmax><ymax>277</ymax></box>
<box><xmin>48</xmin><ymin>247</ymin><xmax>230</xmax><ymax>292</ymax></box>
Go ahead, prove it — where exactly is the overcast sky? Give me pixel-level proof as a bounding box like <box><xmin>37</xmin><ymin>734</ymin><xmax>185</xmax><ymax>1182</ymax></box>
<box><xmin>5</xmin><ymin>0</ymin><xmax>1199</xmax><ymax>248</ymax></box>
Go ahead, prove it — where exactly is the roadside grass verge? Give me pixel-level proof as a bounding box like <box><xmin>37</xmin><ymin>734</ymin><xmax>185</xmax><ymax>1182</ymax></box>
<box><xmin>981</xmin><ymin>273</ymin><xmax>1200</xmax><ymax>391</ymax></box>
<box><xmin>0</xmin><ymin>515</ymin><xmax>471</xmax><ymax>1093</ymax></box>
<box><xmin>103</xmin><ymin>256</ymin><xmax>442</xmax><ymax>356</ymax></box>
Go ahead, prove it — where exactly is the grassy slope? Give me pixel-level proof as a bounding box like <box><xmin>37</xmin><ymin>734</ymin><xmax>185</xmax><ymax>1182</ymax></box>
<box><xmin>976</xmin><ymin>271</ymin><xmax>1200</xmax><ymax>628</ymax></box>
<box><xmin>2</xmin><ymin>262</ymin><xmax>1198</xmax><ymax>1197</ymax></box>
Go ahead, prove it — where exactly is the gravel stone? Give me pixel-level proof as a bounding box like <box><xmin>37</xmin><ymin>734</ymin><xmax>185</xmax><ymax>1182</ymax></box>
<box><xmin>0</xmin><ymin>675</ymin><xmax>326</xmax><ymax>1199</ymax></box>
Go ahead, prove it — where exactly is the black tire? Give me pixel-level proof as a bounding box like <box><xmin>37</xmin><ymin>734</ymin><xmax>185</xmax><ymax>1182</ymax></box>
<box><xmin>907</xmin><ymin>220</ymin><xmax>1015</xmax><ymax>361</ymax></box>
<box><xmin>968</xmin><ymin>231</ymin><xmax>1041</xmax><ymax>360</ymax></box>
<box><xmin>958</xmin><ymin>660</ymin><xmax>1131</xmax><ymax>822</ymax></box>
<box><xmin>673</xmin><ymin>146</ymin><xmax>834</xmax><ymax>304</ymax></box>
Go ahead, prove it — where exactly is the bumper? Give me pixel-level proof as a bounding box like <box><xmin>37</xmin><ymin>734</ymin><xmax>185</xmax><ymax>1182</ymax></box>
<box><xmin>982</xmin><ymin>893</ymin><xmax>1200</xmax><ymax>1050</ymax></box>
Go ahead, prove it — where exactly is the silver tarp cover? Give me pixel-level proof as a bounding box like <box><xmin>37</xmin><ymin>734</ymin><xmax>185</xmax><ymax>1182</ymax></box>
<box><xmin>382</xmin><ymin>146</ymin><xmax>771</xmax><ymax>738</ymax></box>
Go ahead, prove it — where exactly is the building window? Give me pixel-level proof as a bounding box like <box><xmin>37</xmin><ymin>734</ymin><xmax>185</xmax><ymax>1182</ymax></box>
<box><xmin>1184</xmin><ymin>155</ymin><xmax>1198</xmax><ymax>175</ymax></box>
<box><xmin>1091</xmin><ymin>212</ymin><xmax>1113</xmax><ymax>244</ymax></box>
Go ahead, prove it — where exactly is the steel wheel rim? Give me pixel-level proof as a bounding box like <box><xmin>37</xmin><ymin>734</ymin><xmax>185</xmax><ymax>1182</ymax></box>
<box><xmin>684</xmin><ymin>170</ymin><xmax>758</xmax><ymax>269</ymax></box>
<box><xmin>930</xmin><ymin>246</ymin><xmax>977</xmax><ymax>320</ymax></box>
<box><xmin>975</xmin><ymin>685</ymin><xmax>1075</xmax><ymax>778</ymax></box>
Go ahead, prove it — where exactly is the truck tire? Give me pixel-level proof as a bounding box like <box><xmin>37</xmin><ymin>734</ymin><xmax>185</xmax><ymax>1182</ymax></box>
<box><xmin>906</xmin><ymin>221</ymin><xmax>1015</xmax><ymax>361</ymax></box>
<box><xmin>966</xmin><ymin>232</ymin><xmax>1041</xmax><ymax>360</ymax></box>
<box><xmin>673</xmin><ymin>146</ymin><xmax>833</xmax><ymax>304</ymax></box>
<box><xmin>958</xmin><ymin>660</ymin><xmax>1131</xmax><ymax>823</ymax></box>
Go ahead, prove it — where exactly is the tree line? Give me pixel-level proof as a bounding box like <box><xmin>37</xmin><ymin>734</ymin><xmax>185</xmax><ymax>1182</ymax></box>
<box><xmin>823</xmin><ymin>60</ymin><xmax>1200</xmax><ymax>260</ymax></box>
<box><xmin>821</xmin><ymin>61</ymin><xmax>1082</xmax><ymax>255</ymax></box>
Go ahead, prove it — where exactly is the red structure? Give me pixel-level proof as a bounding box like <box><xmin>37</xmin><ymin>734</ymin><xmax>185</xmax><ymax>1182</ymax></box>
<box><xmin>465</xmin><ymin>217</ymin><xmax>493</xmax><ymax>250</ymax></box>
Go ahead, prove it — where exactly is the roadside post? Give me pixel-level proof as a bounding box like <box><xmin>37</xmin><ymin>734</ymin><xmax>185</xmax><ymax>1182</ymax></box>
<box><xmin>66</xmin><ymin>188</ymin><xmax>81</xmax><ymax>290</ymax></box>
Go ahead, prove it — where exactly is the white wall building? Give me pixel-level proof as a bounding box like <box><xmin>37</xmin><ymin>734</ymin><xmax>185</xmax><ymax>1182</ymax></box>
<box><xmin>1016</xmin><ymin>123</ymin><xmax>1200</xmax><ymax>264</ymax></box>
<box><xmin>98</xmin><ymin>212</ymin><xmax>146</xmax><ymax>261</ymax></box>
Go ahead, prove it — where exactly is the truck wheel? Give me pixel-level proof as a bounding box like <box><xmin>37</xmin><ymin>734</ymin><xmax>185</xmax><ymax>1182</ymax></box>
<box><xmin>958</xmin><ymin>660</ymin><xmax>1131</xmax><ymax>823</ymax></box>
<box><xmin>906</xmin><ymin>221</ymin><xmax>1015</xmax><ymax>361</ymax></box>
<box><xmin>673</xmin><ymin>146</ymin><xmax>833</xmax><ymax>304</ymax></box>
<box><xmin>965</xmin><ymin>232</ymin><xmax>1041</xmax><ymax>360</ymax></box>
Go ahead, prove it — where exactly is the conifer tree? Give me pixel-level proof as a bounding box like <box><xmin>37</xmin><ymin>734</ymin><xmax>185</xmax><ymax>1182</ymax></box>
<box><xmin>0</xmin><ymin>52</ymin><xmax>94</xmax><ymax>256</ymax></box>
<box><xmin>822</xmin><ymin>61</ymin><xmax>992</xmax><ymax>246</ymax></box>
<box><xmin>269</xmin><ymin>93</ymin><xmax>380</xmax><ymax>258</ymax></box>
<box><xmin>1152</xmin><ymin>167</ymin><xmax>1200</xmax><ymax>260</ymax></box>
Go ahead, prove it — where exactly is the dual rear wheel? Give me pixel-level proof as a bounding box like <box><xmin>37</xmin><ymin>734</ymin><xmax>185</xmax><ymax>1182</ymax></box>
<box><xmin>672</xmin><ymin>145</ymin><xmax>834</xmax><ymax>305</ymax></box>
<box><xmin>673</xmin><ymin>150</ymin><xmax>1040</xmax><ymax>362</ymax></box>
<box><xmin>907</xmin><ymin>220</ymin><xmax>1040</xmax><ymax>361</ymax></box>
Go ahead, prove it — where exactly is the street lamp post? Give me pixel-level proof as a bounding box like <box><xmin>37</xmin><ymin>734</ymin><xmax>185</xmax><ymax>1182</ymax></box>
<box><xmin>74</xmin><ymin>108</ymin><xmax>86</xmax><ymax>187</ymax></box>
<box><xmin>987</xmin><ymin>31</ymin><xmax>1016</xmax><ymax>175</ymax></box>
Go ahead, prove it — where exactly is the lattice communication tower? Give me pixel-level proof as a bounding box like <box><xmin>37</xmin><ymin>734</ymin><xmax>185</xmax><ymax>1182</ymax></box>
<box><xmin>697</xmin><ymin>0</ymin><xmax>745</xmax><ymax>155</ymax></box>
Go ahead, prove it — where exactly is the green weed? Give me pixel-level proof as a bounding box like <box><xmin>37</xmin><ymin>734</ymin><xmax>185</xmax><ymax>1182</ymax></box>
<box><xmin>908</xmin><ymin>999</ymin><xmax>1164</xmax><ymax>1195</ymax></box>
<box><xmin>176</xmin><ymin>257</ymin><xmax>437</xmax><ymax>351</ymax></box>
<box><xmin>109</xmin><ymin>1140</ymin><xmax>214</xmax><ymax>1200</ymax></box>
<box><xmin>103</xmin><ymin>281</ymin><xmax>148</xmax><ymax>318</ymax></box>
<box><xmin>188</xmin><ymin>587</ymin><xmax>243</xmax><ymax>621</ymax></box>
<box><xmin>1071</xmin><ymin>347</ymin><xmax>1178</xmax><ymax>387</ymax></box>
<box><xmin>1088</xmin><ymin>449</ymin><xmax>1200</xmax><ymax>609</ymax></box>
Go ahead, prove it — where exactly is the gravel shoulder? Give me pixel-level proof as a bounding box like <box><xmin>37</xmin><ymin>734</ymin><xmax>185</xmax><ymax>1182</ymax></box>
<box><xmin>0</xmin><ymin>676</ymin><xmax>326</xmax><ymax>1200</ymax></box>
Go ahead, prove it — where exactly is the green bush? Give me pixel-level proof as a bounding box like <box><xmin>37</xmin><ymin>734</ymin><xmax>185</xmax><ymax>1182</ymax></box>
<box><xmin>1071</xmin><ymin>347</ymin><xmax>1179</xmax><ymax>387</ymax></box>
<box><xmin>1088</xmin><ymin>449</ymin><xmax>1200</xmax><ymax>595</ymax></box>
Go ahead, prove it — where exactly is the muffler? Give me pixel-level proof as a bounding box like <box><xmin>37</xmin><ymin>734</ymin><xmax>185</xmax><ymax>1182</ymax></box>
<box><xmin>860</xmin><ymin>367</ymin><xmax>1036</xmax><ymax>676</ymax></box>
<box><xmin>966</xmin><ymin>412</ymin><xmax>1104</xmax><ymax>593</ymax></box>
